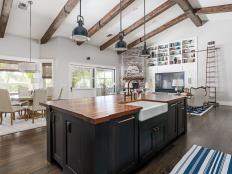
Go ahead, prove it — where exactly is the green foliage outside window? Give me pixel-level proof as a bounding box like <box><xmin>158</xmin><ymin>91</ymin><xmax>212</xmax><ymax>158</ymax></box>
<box><xmin>0</xmin><ymin>71</ymin><xmax>33</xmax><ymax>93</ymax></box>
<box><xmin>72</xmin><ymin>68</ymin><xmax>92</xmax><ymax>89</ymax></box>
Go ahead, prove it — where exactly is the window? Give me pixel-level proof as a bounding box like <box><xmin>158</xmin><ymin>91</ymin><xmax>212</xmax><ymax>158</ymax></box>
<box><xmin>0</xmin><ymin>60</ymin><xmax>20</xmax><ymax>72</ymax></box>
<box><xmin>0</xmin><ymin>60</ymin><xmax>35</xmax><ymax>93</ymax></box>
<box><xmin>42</xmin><ymin>63</ymin><xmax>52</xmax><ymax>79</ymax></box>
<box><xmin>0</xmin><ymin>71</ymin><xmax>33</xmax><ymax>93</ymax></box>
<box><xmin>71</xmin><ymin>66</ymin><xmax>94</xmax><ymax>89</ymax></box>
<box><xmin>42</xmin><ymin>62</ymin><xmax>53</xmax><ymax>88</ymax></box>
<box><xmin>70</xmin><ymin>65</ymin><xmax>116</xmax><ymax>96</ymax></box>
<box><xmin>44</xmin><ymin>79</ymin><xmax>53</xmax><ymax>88</ymax></box>
<box><xmin>96</xmin><ymin>68</ymin><xmax>115</xmax><ymax>94</ymax></box>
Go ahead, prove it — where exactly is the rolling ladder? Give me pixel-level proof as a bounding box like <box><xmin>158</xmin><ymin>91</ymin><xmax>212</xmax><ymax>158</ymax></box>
<box><xmin>206</xmin><ymin>41</ymin><xmax>218</xmax><ymax>106</ymax></box>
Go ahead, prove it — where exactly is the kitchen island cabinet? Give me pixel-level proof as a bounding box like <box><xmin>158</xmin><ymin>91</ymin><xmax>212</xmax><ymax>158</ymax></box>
<box><xmin>42</xmin><ymin>94</ymin><xmax>187</xmax><ymax>174</ymax></box>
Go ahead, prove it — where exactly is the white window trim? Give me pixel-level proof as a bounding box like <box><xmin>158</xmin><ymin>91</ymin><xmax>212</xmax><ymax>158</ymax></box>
<box><xmin>69</xmin><ymin>63</ymin><xmax>117</xmax><ymax>92</ymax></box>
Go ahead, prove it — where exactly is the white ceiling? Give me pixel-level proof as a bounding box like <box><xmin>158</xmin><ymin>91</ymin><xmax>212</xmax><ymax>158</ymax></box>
<box><xmin>0</xmin><ymin>0</ymin><xmax>232</xmax><ymax>50</ymax></box>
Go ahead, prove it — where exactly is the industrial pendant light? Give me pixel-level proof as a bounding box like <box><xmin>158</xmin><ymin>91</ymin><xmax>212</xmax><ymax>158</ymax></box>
<box><xmin>19</xmin><ymin>1</ymin><xmax>37</xmax><ymax>72</ymax></box>
<box><xmin>115</xmin><ymin>0</ymin><xmax>127</xmax><ymax>51</ymax></box>
<box><xmin>140</xmin><ymin>0</ymin><xmax>150</xmax><ymax>57</ymax></box>
<box><xmin>72</xmin><ymin>0</ymin><xmax>89</xmax><ymax>42</ymax></box>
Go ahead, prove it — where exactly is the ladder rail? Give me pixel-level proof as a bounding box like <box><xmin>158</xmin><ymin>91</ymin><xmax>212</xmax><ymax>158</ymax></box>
<box><xmin>206</xmin><ymin>41</ymin><xmax>217</xmax><ymax>106</ymax></box>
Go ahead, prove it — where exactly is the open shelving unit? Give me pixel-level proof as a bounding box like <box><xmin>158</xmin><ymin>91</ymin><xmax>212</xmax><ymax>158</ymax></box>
<box><xmin>147</xmin><ymin>38</ymin><xmax>197</xmax><ymax>67</ymax></box>
<box><xmin>169</xmin><ymin>41</ymin><xmax>182</xmax><ymax>65</ymax></box>
<box><xmin>157</xmin><ymin>44</ymin><xmax>169</xmax><ymax>66</ymax></box>
<box><xmin>182</xmin><ymin>39</ymin><xmax>196</xmax><ymax>63</ymax></box>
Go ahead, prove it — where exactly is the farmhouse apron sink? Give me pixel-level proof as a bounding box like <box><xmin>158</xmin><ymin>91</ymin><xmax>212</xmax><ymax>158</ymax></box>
<box><xmin>126</xmin><ymin>101</ymin><xmax>168</xmax><ymax>121</ymax></box>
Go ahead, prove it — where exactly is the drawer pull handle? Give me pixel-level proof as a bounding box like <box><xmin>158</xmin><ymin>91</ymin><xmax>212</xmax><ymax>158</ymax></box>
<box><xmin>170</xmin><ymin>103</ymin><xmax>177</xmax><ymax>107</ymax></box>
<box><xmin>117</xmin><ymin>117</ymin><xmax>135</xmax><ymax>124</ymax></box>
<box><xmin>66</xmin><ymin>121</ymin><xmax>72</xmax><ymax>133</ymax></box>
<box><xmin>153</xmin><ymin>127</ymin><xmax>160</xmax><ymax>132</ymax></box>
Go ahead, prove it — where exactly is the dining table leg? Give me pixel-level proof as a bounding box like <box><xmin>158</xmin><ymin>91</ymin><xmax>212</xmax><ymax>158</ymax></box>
<box><xmin>10</xmin><ymin>113</ymin><xmax>14</xmax><ymax>125</ymax></box>
<box><xmin>0</xmin><ymin>112</ymin><xmax>2</xmax><ymax>124</ymax></box>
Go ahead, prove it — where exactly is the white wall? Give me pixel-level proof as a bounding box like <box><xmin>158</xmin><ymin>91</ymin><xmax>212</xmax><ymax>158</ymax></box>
<box><xmin>0</xmin><ymin>35</ymin><xmax>120</xmax><ymax>98</ymax></box>
<box><xmin>40</xmin><ymin>37</ymin><xmax>120</xmax><ymax>98</ymax></box>
<box><xmin>147</xmin><ymin>18</ymin><xmax>232</xmax><ymax>105</ymax></box>
<box><xmin>0</xmin><ymin>34</ymin><xmax>40</xmax><ymax>59</ymax></box>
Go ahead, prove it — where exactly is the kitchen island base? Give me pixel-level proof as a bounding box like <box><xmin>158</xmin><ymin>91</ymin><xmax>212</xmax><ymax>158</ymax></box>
<box><xmin>44</xmin><ymin>95</ymin><xmax>187</xmax><ymax>174</ymax></box>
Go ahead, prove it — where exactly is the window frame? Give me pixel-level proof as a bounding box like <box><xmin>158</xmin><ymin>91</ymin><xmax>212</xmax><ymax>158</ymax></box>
<box><xmin>70</xmin><ymin>65</ymin><xmax>95</xmax><ymax>90</ymax></box>
<box><xmin>69</xmin><ymin>63</ymin><xmax>116</xmax><ymax>92</ymax></box>
<box><xmin>95</xmin><ymin>67</ymin><xmax>116</xmax><ymax>93</ymax></box>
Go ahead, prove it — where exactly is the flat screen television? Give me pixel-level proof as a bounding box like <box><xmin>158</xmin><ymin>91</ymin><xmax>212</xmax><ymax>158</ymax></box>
<box><xmin>155</xmin><ymin>72</ymin><xmax>185</xmax><ymax>93</ymax></box>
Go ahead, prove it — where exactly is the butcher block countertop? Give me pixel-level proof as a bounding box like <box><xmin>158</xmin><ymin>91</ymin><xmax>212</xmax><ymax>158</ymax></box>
<box><xmin>42</xmin><ymin>93</ymin><xmax>186</xmax><ymax>125</ymax></box>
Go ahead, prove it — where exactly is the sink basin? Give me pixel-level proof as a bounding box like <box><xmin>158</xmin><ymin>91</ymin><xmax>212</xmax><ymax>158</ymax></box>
<box><xmin>125</xmin><ymin>101</ymin><xmax>168</xmax><ymax>121</ymax></box>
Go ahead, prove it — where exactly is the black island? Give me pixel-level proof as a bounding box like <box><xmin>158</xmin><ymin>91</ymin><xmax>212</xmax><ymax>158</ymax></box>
<box><xmin>42</xmin><ymin>93</ymin><xmax>187</xmax><ymax>174</ymax></box>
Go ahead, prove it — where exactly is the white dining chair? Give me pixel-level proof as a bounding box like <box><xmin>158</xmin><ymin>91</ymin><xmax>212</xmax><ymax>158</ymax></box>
<box><xmin>58</xmin><ymin>88</ymin><xmax>63</xmax><ymax>100</ymax></box>
<box><xmin>46</xmin><ymin>87</ymin><xmax>54</xmax><ymax>100</ymax></box>
<box><xmin>0</xmin><ymin>89</ymin><xmax>25</xmax><ymax>125</ymax></box>
<box><xmin>18</xmin><ymin>86</ymin><xmax>31</xmax><ymax>98</ymax></box>
<box><xmin>26</xmin><ymin>89</ymin><xmax>47</xmax><ymax>123</ymax></box>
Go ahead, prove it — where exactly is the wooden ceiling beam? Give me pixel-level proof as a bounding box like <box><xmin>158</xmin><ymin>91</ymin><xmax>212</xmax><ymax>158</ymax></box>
<box><xmin>195</xmin><ymin>4</ymin><xmax>232</xmax><ymax>14</ymax></box>
<box><xmin>0</xmin><ymin>0</ymin><xmax>13</xmax><ymax>38</ymax></box>
<box><xmin>174</xmin><ymin>0</ymin><xmax>202</xmax><ymax>27</ymax></box>
<box><xmin>40</xmin><ymin>0</ymin><xmax>79</xmax><ymax>44</ymax></box>
<box><xmin>127</xmin><ymin>14</ymin><xmax>187</xmax><ymax>49</ymax></box>
<box><xmin>100</xmin><ymin>0</ymin><xmax>176</xmax><ymax>50</ymax></box>
<box><xmin>77</xmin><ymin>0</ymin><xmax>135</xmax><ymax>46</ymax></box>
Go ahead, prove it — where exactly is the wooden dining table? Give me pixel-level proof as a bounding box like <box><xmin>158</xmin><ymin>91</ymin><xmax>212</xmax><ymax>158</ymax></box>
<box><xmin>10</xmin><ymin>95</ymin><xmax>52</xmax><ymax>120</ymax></box>
<box><xmin>11</xmin><ymin>95</ymin><xmax>52</xmax><ymax>103</ymax></box>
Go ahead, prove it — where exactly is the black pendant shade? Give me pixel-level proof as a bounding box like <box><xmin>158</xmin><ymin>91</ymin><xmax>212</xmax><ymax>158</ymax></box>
<box><xmin>140</xmin><ymin>0</ymin><xmax>150</xmax><ymax>57</ymax></box>
<box><xmin>72</xmin><ymin>0</ymin><xmax>89</xmax><ymax>42</ymax></box>
<box><xmin>141</xmin><ymin>42</ymin><xmax>150</xmax><ymax>57</ymax></box>
<box><xmin>72</xmin><ymin>16</ymin><xmax>89</xmax><ymax>42</ymax></box>
<box><xmin>115</xmin><ymin>0</ymin><xmax>127</xmax><ymax>51</ymax></box>
<box><xmin>115</xmin><ymin>33</ymin><xmax>127</xmax><ymax>51</ymax></box>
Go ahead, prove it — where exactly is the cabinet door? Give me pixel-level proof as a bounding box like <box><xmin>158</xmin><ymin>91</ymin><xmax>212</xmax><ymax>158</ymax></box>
<box><xmin>177</xmin><ymin>102</ymin><xmax>186</xmax><ymax>135</ymax></box>
<box><xmin>139</xmin><ymin>114</ymin><xmax>167</xmax><ymax>161</ymax></box>
<box><xmin>52</xmin><ymin>111</ymin><xmax>64</xmax><ymax>166</ymax></box>
<box><xmin>110</xmin><ymin>115</ymin><xmax>138</xmax><ymax>174</ymax></box>
<box><xmin>151</xmin><ymin>117</ymin><xmax>167</xmax><ymax>152</ymax></box>
<box><xmin>63</xmin><ymin>117</ymin><xmax>83</xmax><ymax>174</ymax></box>
<box><xmin>167</xmin><ymin>103</ymin><xmax>178</xmax><ymax>142</ymax></box>
<box><xmin>139</xmin><ymin>128</ymin><xmax>154</xmax><ymax>160</ymax></box>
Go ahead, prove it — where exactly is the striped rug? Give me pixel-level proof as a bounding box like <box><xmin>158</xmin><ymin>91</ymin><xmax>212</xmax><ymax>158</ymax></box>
<box><xmin>170</xmin><ymin>145</ymin><xmax>232</xmax><ymax>174</ymax></box>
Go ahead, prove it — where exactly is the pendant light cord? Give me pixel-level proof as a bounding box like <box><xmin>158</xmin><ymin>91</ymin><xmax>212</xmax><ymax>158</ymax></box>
<box><xmin>120</xmin><ymin>0</ymin><xmax>122</xmax><ymax>33</ymax></box>
<box><xmin>80</xmin><ymin>0</ymin><xmax>82</xmax><ymax>17</ymax></box>
<box><xmin>143</xmin><ymin>0</ymin><xmax>146</xmax><ymax>43</ymax></box>
<box><xmin>29</xmin><ymin>1</ymin><xmax>32</xmax><ymax>62</ymax></box>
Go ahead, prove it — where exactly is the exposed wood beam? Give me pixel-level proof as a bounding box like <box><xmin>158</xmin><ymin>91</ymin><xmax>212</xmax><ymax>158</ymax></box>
<box><xmin>0</xmin><ymin>0</ymin><xmax>13</xmax><ymax>38</ymax></box>
<box><xmin>100</xmin><ymin>0</ymin><xmax>176</xmax><ymax>51</ymax></box>
<box><xmin>40</xmin><ymin>0</ymin><xmax>79</xmax><ymax>44</ymax></box>
<box><xmin>127</xmin><ymin>14</ymin><xmax>187</xmax><ymax>49</ymax></box>
<box><xmin>174</xmin><ymin>0</ymin><xmax>202</xmax><ymax>27</ymax></box>
<box><xmin>195</xmin><ymin>4</ymin><xmax>232</xmax><ymax>14</ymax></box>
<box><xmin>77</xmin><ymin>0</ymin><xmax>135</xmax><ymax>46</ymax></box>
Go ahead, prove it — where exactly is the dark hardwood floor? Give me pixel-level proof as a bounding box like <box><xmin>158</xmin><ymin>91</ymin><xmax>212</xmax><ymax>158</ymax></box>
<box><xmin>0</xmin><ymin>106</ymin><xmax>232</xmax><ymax>174</ymax></box>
